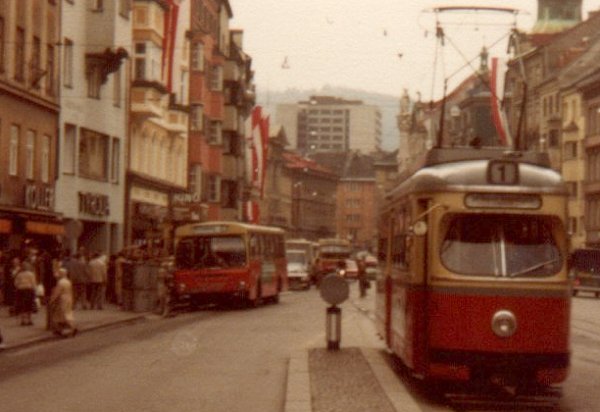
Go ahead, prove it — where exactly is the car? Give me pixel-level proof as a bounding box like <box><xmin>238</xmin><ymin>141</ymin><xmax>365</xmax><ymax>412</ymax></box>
<box><xmin>342</xmin><ymin>259</ymin><xmax>359</xmax><ymax>280</ymax></box>
<box><xmin>287</xmin><ymin>261</ymin><xmax>311</xmax><ymax>290</ymax></box>
<box><xmin>571</xmin><ymin>248</ymin><xmax>600</xmax><ymax>298</ymax></box>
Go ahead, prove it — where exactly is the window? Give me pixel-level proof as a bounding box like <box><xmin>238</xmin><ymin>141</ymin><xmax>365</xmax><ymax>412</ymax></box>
<box><xmin>111</xmin><ymin>138</ymin><xmax>120</xmax><ymax>183</ymax></box>
<box><xmin>208</xmin><ymin>120</ymin><xmax>222</xmax><ymax>144</ymax></box>
<box><xmin>548</xmin><ymin>129</ymin><xmax>559</xmax><ymax>148</ymax></box>
<box><xmin>41</xmin><ymin>135</ymin><xmax>50</xmax><ymax>183</ymax></box>
<box><xmin>208</xmin><ymin>175</ymin><xmax>221</xmax><ymax>202</ymax></box>
<box><xmin>79</xmin><ymin>128</ymin><xmax>109</xmax><ymax>180</ymax></box>
<box><xmin>63</xmin><ymin>124</ymin><xmax>76</xmax><ymax>174</ymax></box>
<box><xmin>26</xmin><ymin>130</ymin><xmax>35</xmax><ymax>180</ymax></box>
<box><xmin>63</xmin><ymin>38</ymin><xmax>73</xmax><ymax>87</ymax></box>
<box><xmin>14</xmin><ymin>27</ymin><xmax>25</xmax><ymax>82</ymax></box>
<box><xmin>46</xmin><ymin>44</ymin><xmax>55</xmax><ymax>95</ymax></box>
<box><xmin>9</xmin><ymin>125</ymin><xmax>20</xmax><ymax>176</ymax></box>
<box><xmin>440</xmin><ymin>214</ymin><xmax>561</xmax><ymax>278</ymax></box>
<box><xmin>190</xmin><ymin>105</ymin><xmax>203</xmax><ymax>131</ymax></box>
<box><xmin>564</xmin><ymin>141</ymin><xmax>577</xmax><ymax>160</ymax></box>
<box><xmin>191</xmin><ymin>42</ymin><xmax>204</xmax><ymax>71</ymax></box>
<box><xmin>569</xmin><ymin>217</ymin><xmax>577</xmax><ymax>235</ymax></box>
<box><xmin>210</xmin><ymin>65</ymin><xmax>223</xmax><ymax>91</ymax></box>
<box><xmin>0</xmin><ymin>16</ymin><xmax>5</xmax><ymax>72</ymax></box>
<box><xmin>134</xmin><ymin>42</ymin><xmax>146</xmax><ymax>80</ymax></box>
<box><xmin>31</xmin><ymin>36</ymin><xmax>41</xmax><ymax>89</ymax></box>
<box><xmin>113</xmin><ymin>68</ymin><xmax>121</xmax><ymax>106</ymax></box>
<box><xmin>87</xmin><ymin>66</ymin><xmax>101</xmax><ymax>98</ymax></box>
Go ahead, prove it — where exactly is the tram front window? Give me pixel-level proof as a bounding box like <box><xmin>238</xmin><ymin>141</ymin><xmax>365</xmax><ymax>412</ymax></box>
<box><xmin>440</xmin><ymin>214</ymin><xmax>562</xmax><ymax>277</ymax></box>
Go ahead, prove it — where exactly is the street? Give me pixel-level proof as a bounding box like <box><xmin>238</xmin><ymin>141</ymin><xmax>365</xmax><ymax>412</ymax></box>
<box><xmin>0</xmin><ymin>285</ymin><xmax>600</xmax><ymax>412</ymax></box>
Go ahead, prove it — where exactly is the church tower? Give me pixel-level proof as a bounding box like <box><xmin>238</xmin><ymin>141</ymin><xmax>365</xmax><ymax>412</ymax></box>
<box><xmin>532</xmin><ymin>0</ymin><xmax>582</xmax><ymax>34</ymax></box>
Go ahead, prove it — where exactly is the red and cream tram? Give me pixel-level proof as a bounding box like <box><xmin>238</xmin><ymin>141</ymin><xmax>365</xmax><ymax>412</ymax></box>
<box><xmin>375</xmin><ymin>147</ymin><xmax>570</xmax><ymax>387</ymax></box>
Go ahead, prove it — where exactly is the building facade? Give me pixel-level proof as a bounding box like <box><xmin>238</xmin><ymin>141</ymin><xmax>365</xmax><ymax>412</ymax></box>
<box><xmin>0</xmin><ymin>0</ymin><xmax>63</xmax><ymax>252</ymax></box>
<box><xmin>276</xmin><ymin>95</ymin><xmax>382</xmax><ymax>155</ymax></box>
<box><xmin>56</xmin><ymin>0</ymin><xmax>131</xmax><ymax>255</ymax></box>
<box><xmin>127</xmin><ymin>0</ymin><xmax>189</xmax><ymax>253</ymax></box>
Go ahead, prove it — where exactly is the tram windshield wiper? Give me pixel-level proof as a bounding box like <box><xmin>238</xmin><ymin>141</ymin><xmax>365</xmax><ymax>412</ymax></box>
<box><xmin>508</xmin><ymin>258</ymin><xmax>559</xmax><ymax>278</ymax></box>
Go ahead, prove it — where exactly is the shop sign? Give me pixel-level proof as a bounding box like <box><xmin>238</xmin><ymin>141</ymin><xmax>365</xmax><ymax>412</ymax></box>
<box><xmin>78</xmin><ymin>192</ymin><xmax>110</xmax><ymax>216</ymax></box>
<box><xmin>136</xmin><ymin>202</ymin><xmax>168</xmax><ymax>221</ymax></box>
<box><xmin>173</xmin><ymin>192</ymin><xmax>203</xmax><ymax>204</ymax></box>
<box><xmin>24</xmin><ymin>185</ymin><xmax>54</xmax><ymax>211</ymax></box>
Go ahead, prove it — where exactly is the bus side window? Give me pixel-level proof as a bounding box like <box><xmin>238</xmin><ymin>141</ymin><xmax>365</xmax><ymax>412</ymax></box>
<box><xmin>176</xmin><ymin>238</ymin><xmax>195</xmax><ymax>268</ymax></box>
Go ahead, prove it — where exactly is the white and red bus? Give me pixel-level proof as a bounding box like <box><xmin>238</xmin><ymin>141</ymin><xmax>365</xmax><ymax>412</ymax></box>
<box><xmin>173</xmin><ymin>221</ymin><xmax>287</xmax><ymax>307</ymax></box>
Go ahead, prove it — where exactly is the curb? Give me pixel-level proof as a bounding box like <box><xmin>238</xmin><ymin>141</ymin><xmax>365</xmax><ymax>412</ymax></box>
<box><xmin>0</xmin><ymin>314</ymin><xmax>148</xmax><ymax>353</ymax></box>
<box><xmin>284</xmin><ymin>350</ymin><xmax>312</xmax><ymax>412</ymax></box>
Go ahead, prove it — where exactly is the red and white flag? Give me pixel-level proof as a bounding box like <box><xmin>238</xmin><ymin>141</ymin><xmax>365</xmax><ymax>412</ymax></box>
<box><xmin>490</xmin><ymin>57</ymin><xmax>513</xmax><ymax>147</ymax></box>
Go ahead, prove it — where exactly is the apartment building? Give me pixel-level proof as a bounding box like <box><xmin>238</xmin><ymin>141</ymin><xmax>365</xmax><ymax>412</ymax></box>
<box><xmin>276</xmin><ymin>96</ymin><xmax>382</xmax><ymax>155</ymax></box>
<box><xmin>56</xmin><ymin>0</ymin><xmax>131</xmax><ymax>255</ymax></box>
<box><xmin>0</xmin><ymin>0</ymin><xmax>62</xmax><ymax>251</ymax></box>
<box><xmin>127</xmin><ymin>0</ymin><xmax>189</xmax><ymax>253</ymax></box>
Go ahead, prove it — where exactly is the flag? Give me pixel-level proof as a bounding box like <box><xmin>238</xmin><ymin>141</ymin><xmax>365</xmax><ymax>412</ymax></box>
<box><xmin>490</xmin><ymin>57</ymin><xmax>513</xmax><ymax>147</ymax></box>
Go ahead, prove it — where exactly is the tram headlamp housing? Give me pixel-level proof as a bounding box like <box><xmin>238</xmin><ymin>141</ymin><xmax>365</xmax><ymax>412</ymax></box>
<box><xmin>491</xmin><ymin>310</ymin><xmax>517</xmax><ymax>338</ymax></box>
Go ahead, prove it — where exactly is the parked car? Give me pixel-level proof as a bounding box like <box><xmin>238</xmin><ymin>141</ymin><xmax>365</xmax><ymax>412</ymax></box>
<box><xmin>571</xmin><ymin>248</ymin><xmax>600</xmax><ymax>298</ymax></box>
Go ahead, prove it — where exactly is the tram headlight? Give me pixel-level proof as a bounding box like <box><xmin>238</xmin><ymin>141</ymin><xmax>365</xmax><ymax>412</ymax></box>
<box><xmin>491</xmin><ymin>310</ymin><xmax>517</xmax><ymax>338</ymax></box>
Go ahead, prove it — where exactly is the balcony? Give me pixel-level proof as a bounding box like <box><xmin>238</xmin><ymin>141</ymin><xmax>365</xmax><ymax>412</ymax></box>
<box><xmin>131</xmin><ymin>81</ymin><xmax>168</xmax><ymax>119</ymax></box>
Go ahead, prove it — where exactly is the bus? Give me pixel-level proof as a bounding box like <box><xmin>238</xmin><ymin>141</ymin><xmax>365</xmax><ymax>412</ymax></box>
<box><xmin>173</xmin><ymin>221</ymin><xmax>287</xmax><ymax>307</ymax></box>
<box><xmin>313</xmin><ymin>238</ymin><xmax>352</xmax><ymax>285</ymax></box>
<box><xmin>376</xmin><ymin>147</ymin><xmax>570</xmax><ymax>388</ymax></box>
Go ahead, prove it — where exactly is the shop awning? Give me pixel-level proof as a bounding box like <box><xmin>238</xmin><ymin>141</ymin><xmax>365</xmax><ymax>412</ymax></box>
<box><xmin>0</xmin><ymin>219</ymin><xmax>11</xmax><ymax>233</ymax></box>
<box><xmin>26</xmin><ymin>221</ymin><xmax>65</xmax><ymax>236</ymax></box>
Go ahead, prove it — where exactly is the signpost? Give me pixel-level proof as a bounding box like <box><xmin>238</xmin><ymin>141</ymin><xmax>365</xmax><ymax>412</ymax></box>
<box><xmin>319</xmin><ymin>273</ymin><xmax>349</xmax><ymax>350</ymax></box>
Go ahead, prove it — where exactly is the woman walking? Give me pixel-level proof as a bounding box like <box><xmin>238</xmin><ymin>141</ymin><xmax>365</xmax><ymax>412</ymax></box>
<box><xmin>14</xmin><ymin>261</ymin><xmax>37</xmax><ymax>326</ymax></box>
<box><xmin>49</xmin><ymin>267</ymin><xmax>77</xmax><ymax>337</ymax></box>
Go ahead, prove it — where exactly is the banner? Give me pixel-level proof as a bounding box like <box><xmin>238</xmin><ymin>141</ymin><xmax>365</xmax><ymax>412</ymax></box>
<box><xmin>490</xmin><ymin>57</ymin><xmax>513</xmax><ymax>147</ymax></box>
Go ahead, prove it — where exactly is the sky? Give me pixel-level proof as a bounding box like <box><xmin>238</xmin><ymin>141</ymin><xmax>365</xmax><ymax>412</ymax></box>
<box><xmin>230</xmin><ymin>0</ymin><xmax>600</xmax><ymax>100</ymax></box>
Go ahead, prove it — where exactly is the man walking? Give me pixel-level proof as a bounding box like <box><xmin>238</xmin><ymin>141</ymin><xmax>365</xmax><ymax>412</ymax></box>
<box><xmin>63</xmin><ymin>252</ymin><xmax>89</xmax><ymax>310</ymax></box>
<box><xmin>88</xmin><ymin>253</ymin><xmax>107</xmax><ymax>310</ymax></box>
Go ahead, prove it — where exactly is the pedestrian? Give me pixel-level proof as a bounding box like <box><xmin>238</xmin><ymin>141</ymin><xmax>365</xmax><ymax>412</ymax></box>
<box><xmin>114</xmin><ymin>252</ymin><xmax>127</xmax><ymax>305</ymax></box>
<box><xmin>87</xmin><ymin>252</ymin><xmax>107</xmax><ymax>310</ymax></box>
<box><xmin>63</xmin><ymin>252</ymin><xmax>90</xmax><ymax>310</ymax></box>
<box><xmin>49</xmin><ymin>267</ymin><xmax>77</xmax><ymax>337</ymax></box>
<box><xmin>6</xmin><ymin>255</ymin><xmax>21</xmax><ymax>316</ymax></box>
<box><xmin>357</xmin><ymin>256</ymin><xmax>369</xmax><ymax>298</ymax></box>
<box><xmin>14</xmin><ymin>261</ymin><xmax>37</xmax><ymax>326</ymax></box>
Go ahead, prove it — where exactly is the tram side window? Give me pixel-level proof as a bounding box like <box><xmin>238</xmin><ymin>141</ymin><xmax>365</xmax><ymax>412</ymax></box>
<box><xmin>392</xmin><ymin>235</ymin><xmax>408</xmax><ymax>268</ymax></box>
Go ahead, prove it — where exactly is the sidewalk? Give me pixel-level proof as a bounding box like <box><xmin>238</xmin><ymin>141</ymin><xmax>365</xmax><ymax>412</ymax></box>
<box><xmin>285</xmin><ymin>283</ymin><xmax>423</xmax><ymax>412</ymax></box>
<box><xmin>0</xmin><ymin>303</ymin><xmax>147</xmax><ymax>351</ymax></box>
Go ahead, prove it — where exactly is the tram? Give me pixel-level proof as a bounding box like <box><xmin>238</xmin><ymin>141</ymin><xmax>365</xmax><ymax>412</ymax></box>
<box><xmin>375</xmin><ymin>147</ymin><xmax>570</xmax><ymax>387</ymax></box>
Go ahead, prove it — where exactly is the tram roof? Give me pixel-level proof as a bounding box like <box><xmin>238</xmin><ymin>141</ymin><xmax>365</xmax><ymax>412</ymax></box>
<box><xmin>389</xmin><ymin>148</ymin><xmax>566</xmax><ymax>198</ymax></box>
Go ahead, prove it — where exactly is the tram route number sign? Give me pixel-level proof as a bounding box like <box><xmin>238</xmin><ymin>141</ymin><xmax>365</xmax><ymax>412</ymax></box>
<box><xmin>487</xmin><ymin>160</ymin><xmax>519</xmax><ymax>185</ymax></box>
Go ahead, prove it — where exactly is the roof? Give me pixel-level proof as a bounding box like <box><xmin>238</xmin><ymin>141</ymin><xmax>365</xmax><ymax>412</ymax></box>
<box><xmin>310</xmin><ymin>152</ymin><xmax>376</xmax><ymax>180</ymax></box>
<box><xmin>282</xmin><ymin>151</ymin><xmax>337</xmax><ymax>178</ymax></box>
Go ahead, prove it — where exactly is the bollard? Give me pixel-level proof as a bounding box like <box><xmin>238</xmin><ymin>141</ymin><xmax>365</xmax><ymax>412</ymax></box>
<box><xmin>319</xmin><ymin>273</ymin><xmax>349</xmax><ymax>351</ymax></box>
<box><xmin>326</xmin><ymin>305</ymin><xmax>342</xmax><ymax>350</ymax></box>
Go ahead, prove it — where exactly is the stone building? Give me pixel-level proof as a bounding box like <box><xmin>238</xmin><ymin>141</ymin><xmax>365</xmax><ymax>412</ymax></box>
<box><xmin>0</xmin><ymin>0</ymin><xmax>63</xmax><ymax>251</ymax></box>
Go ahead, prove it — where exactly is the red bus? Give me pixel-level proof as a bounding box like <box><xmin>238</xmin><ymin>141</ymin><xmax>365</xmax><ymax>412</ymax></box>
<box><xmin>173</xmin><ymin>221</ymin><xmax>287</xmax><ymax>307</ymax></box>
<box><xmin>376</xmin><ymin>148</ymin><xmax>570</xmax><ymax>389</ymax></box>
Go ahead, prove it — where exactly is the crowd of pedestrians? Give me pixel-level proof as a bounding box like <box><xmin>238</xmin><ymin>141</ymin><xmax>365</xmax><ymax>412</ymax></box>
<box><xmin>0</xmin><ymin>241</ymin><xmax>130</xmax><ymax>345</ymax></box>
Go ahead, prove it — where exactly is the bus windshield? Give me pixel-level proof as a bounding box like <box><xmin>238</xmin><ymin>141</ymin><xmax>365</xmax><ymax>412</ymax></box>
<box><xmin>440</xmin><ymin>214</ymin><xmax>562</xmax><ymax>278</ymax></box>
<box><xmin>286</xmin><ymin>250</ymin><xmax>307</xmax><ymax>265</ymax></box>
<box><xmin>175</xmin><ymin>235</ymin><xmax>246</xmax><ymax>269</ymax></box>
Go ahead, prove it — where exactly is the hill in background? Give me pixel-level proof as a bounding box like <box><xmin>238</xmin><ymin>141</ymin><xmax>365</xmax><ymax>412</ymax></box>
<box><xmin>257</xmin><ymin>85</ymin><xmax>401</xmax><ymax>152</ymax></box>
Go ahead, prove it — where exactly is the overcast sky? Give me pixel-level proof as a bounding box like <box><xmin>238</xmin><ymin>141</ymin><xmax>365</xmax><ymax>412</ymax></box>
<box><xmin>230</xmin><ymin>0</ymin><xmax>600</xmax><ymax>100</ymax></box>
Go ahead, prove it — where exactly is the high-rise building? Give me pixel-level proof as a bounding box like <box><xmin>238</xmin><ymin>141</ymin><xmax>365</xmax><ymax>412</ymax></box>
<box><xmin>276</xmin><ymin>96</ymin><xmax>382</xmax><ymax>155</ymax></box>
<box><xmin>532</xmin><ymin>0</ymin><xmax>582</xmax><ymax>34</ymax></box>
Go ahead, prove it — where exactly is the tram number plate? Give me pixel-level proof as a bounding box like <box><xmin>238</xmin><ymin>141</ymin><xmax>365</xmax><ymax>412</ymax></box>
<box><xmin>487</xmin><ymin>160</ymin><xmax>519</xmax><ymax>185</ymax></box>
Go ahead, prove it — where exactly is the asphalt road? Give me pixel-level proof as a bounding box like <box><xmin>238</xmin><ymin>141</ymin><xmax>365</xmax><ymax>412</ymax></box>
<box><xmin>0</xmin><ymin>289</ymin><xmax>331</xmax><ymax>412</ymax></box>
